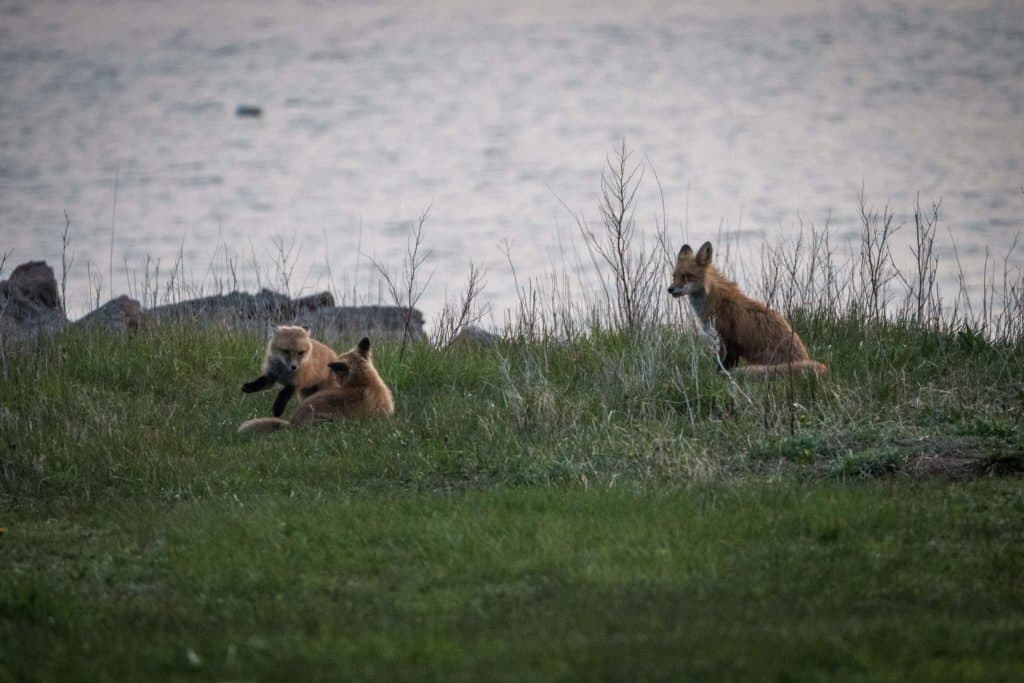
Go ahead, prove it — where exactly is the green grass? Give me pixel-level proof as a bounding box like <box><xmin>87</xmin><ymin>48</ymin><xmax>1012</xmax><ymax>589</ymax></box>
<box><xmin>2</xmin><ymin>318</ymin><xmax>1023</xmax><ymax>680</ymax></box>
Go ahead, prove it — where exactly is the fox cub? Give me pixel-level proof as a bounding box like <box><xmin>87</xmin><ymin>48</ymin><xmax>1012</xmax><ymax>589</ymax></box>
<box><xmin>242</xmin><ymin>325</ymin><xmax>340</xmax><ymax>416</ymax></box>
<box><xmin>238</xmin><ymin>336</ymin><xmax>394</xmax><ymax>434</ymax></box>
<box><xmin>668</xmin><ymin>241</ymin><xmax>828</xmax><ymax>377</ymax></box>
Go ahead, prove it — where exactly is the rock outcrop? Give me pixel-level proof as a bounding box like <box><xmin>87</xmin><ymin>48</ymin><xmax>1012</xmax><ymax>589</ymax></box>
<box><xmin>295</xmin><ymin>305</ymin><xmax>425</xmax><ymax>345</ymax></box>
<box><xmin>146</xmin><ymin>288</ymin><xmax>423</xmax><ymax>343</ymax></box>
<box><xmin>146</xmin><ymin>289</ymin><xmax>293</xmax><ymax>325</ymax></box>
<box><xmin>0</xmin><ymin>260</ymin><xmax>424</xmax><ymax>344</ymax></box>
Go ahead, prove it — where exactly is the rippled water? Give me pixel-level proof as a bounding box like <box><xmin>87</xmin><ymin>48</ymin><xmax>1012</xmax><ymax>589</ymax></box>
<box><xmin>1</xmin><ymin>0</ymin><xmax>1022</xmax><ymax>319</ymax></box>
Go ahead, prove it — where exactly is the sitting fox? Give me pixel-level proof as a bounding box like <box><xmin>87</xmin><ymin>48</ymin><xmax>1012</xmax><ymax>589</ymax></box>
<box><xmin>242</xmin><ymin>325</ymin><xmax>340</xmax><ymax>416</ymax></box>
<box><xmin>238</xmin><ymin>336</ymin><xmax>394</xmax><ymax>434</ymax></box>
<box><xmin>668</xmin><ymin>241</ymin><xmax>828</xmax><ymax>377</ymax></box>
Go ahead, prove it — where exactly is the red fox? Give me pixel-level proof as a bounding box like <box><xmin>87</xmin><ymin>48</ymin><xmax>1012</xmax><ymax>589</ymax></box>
<box><xmin>668</xmin><ymin>241</ymin><xmax>828</xmax><ymax>377</ymax></box>
<box><xmin>238</xmin><ymin>336</ymin><xmax>394</xmax><ymax>434</ymax></box>
<box><xmin>241</xmin><ymin>325</ymin><xmax>340</xmax><ymax>417</ymax></box>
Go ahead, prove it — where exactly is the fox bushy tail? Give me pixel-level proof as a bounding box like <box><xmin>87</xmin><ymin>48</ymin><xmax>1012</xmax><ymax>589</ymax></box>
<box><xmin>237</xmin><ymin>417</ymin><xmax>292</xmax><ymax>434</ymax></box>
<box><xmin>733</xmin><ymin>360</ymin><xmax>829</xmax><ymax>378</ymax></box>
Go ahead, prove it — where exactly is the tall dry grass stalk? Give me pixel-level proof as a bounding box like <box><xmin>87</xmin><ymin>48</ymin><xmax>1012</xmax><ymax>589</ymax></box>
<box><xmin>370</xmin><ymin>207</ymin><xmax>434</xmax><ymax>355</ymax></box>
<box><xmin>0</xmin><ymin>249</ymin><xmax>8</xmax><ymax>380</ymax></box>
<box><xmin>856</xmin><ymin>188</ymin><xmax>901</xmax><ymax>322</ymax></box>
<box><xmin>571</xmin><ymin>140</ymin><xmax>665</xmax><ymax>332</ymax></box>
<box><xmin>270</xmin><ymin>235</ymin><xmax>299</xmax><ymax>298</ymax></box>
<box><xmin>899</xmin><ymin>195</ymin><xmax>942</xmax><ymax>327</ymax></box>
<box><xmin>432</xmin><ymin>262</ymin><xmax>488</xmax><ymax>347</ymax></box>
<box><xmin>755</xmin><ymin>213</ymin><xmax>846</xmax><ymax>319</ymax></box>
<box><xmin>0</xmin><ymin>249</ymin><xmax>10</xmax><ymax>323</ymax></box>
<box><xmin>59</xmin><ymin>210</ymin><xmax>73</xmax><ymax>316</ymax></box>
<box><xmin>108</xmin><ymin>168</ymin><xmax>119</xmax><ymax>298</ymax></box>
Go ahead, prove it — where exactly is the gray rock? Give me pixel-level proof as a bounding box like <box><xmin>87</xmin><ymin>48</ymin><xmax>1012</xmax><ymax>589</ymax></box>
<box><xmin>448</xmin><ymin>325</ymin><xmax>501</xmax><ymax>348</ymax></box>
<box><xmin>144</xmin><ymin>288</ymin><xmax>423</xmax><ymax>342</ymax></box>
<box><xmin>146</xmin><ymin>288</ymin><xmax>301</xmax><ymax>326</ymax></box>
<box><xmin>73</xmin><ymin>295</ymin><xmax>144</xmax><ymax>332</ymax></box>
<box><xmin>1</xmin><ymin>261</ymin><xmax>61</xmax><ymax>310</ymax></box>
<box><xmin>292</xmin><ymin>291</ymin><xmax>335</xmax><ymax>313</ymax></box>
<box><xmin>296</xmin><ymin>305</ymin><xmax>425</xmax><ymax>345</ymax></box>
<box><xmin>0</xmin><ymin>260</ymin><xmax>67</xmax><ymax>341</ymax></box>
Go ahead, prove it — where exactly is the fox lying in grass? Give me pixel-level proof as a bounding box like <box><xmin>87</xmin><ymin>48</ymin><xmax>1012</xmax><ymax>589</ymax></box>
<box><xmin>668</xmin><ymin>241</ymin><xmax>828</xmax><ymax>377</ymax></box>
<box><xmin>238</xmin><ymin>336</ymin><xmax>394</xmax><ymax>434</ymax></box>
<box><xmin>241</xmin><ymin>325</ymin><xmax>340</xmax><ymax>417</ymax></box>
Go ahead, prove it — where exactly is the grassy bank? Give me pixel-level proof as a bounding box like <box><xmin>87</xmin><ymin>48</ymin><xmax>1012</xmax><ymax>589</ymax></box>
<box><xmin>3</xmin><ymin>142</ymin><xmax>1023</xmax><ymax>678</ymax></box>
<box><xmin>1</xmin><ymin>316</ymin><xmax>1022</xmax><ymax>680</ymax></box>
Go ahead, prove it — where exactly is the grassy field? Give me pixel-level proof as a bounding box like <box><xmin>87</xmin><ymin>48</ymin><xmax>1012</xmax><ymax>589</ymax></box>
<box><xmin>1</xmin><ymin>314</ymin><xmax>1022</xmax><ymax>681</ymax></box>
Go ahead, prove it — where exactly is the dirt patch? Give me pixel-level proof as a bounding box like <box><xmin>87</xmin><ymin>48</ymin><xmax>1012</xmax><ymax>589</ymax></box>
<box><xmin>778</xmin><ymin>434</ymin><xmax>1024</xmax><ymax>481</ymax></box>
<box><xmin>903</xmin><ymin>437</ymin><xmax>1023</xmax><ymax>481</ymax></box>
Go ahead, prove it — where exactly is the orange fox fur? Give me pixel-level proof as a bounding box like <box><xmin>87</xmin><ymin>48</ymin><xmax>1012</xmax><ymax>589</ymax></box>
<box><xmin>668</xmin><ymin>241</ymin><xmax>828</xmax><ymax>377</ymax></box>
<box><xmin>241</xmin><ymin>325</ymin><xmax>341</xmax><ymax>417</ymax></box>
<box><xmin>238</xmin><ymin>337</ymin><xmax>394</xmax><ymax>434</ymax></box>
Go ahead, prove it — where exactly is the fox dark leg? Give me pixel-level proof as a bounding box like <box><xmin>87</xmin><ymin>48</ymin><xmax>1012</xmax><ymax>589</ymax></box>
<box><xmin>272</xmin><ymin>385</ymin><xmax>296</xmax><ymax>417</ymax></box>
<box><xmin>242</xmin><ymin>375</ymin><xmax>274</xmax><ymax>393</ymax></box>
<box><xmin>718</xmin><ymin>344</ymin><xmax>741</xmax><ymax>371</ymax></box>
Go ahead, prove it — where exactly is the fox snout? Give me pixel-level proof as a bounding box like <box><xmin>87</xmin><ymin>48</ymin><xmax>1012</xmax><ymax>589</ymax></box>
<box><xmin>268</xmin><ymin>356</ymin><xmax>293</xmax><ymax>377</ymax></box>
<box><xmin>668</xmin><ymin>280</ymin><xmax>701</xmax><ymax>298</ymax></box>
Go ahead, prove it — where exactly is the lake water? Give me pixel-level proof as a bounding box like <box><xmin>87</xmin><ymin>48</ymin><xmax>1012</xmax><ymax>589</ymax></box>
<box><xmin>2</xmin><ymin>0</ymin><xmax>1022</xmax><ymax>322</ymax></box>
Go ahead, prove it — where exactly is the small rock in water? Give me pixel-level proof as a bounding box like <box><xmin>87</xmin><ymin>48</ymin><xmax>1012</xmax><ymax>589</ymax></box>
<box><xmin>235</xmin><ymin>104</ymin><xmax>262</xmax><ymax>118</ymax></box>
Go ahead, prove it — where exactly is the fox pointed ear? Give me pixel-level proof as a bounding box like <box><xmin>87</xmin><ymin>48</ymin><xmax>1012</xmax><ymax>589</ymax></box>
<box><xmin>679</xmin><ymin>244</ymin><xmax>693</xmax><ymax>257</ymax></box>
<box><xmin>696</xmin><ymin>241</ymin><xmax>713</xmax><ymax>266</ymax></box>
<box><xmin>328</xmin><ymin>361</ymin><xmax>349</xmax><ymax>375</ymax></box>
<box><xmin>301</xmin><ymin>325</ymin><xmax>310</xmax><ymax>333</ymax></box>
<box><xmin>357</xmin><ymin>337</ymin><xmax>371</xmax><ymax>357</ymax></box>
